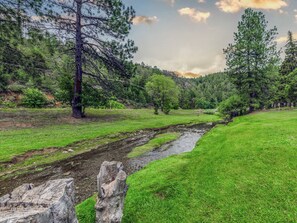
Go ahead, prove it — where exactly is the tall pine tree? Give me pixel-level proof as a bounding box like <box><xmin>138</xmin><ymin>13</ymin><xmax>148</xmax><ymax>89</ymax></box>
<box><xmin>43</xmin><ymin>0</ymin><xmax>137</xmax><ymax>118</ymax></box>
<box><xmin>224</xmin><ymin>8</ymin><xmax>279</xmax><ymax>112</ymax></box>
<box><xmin>280</xmin><ymin>31</ymin><xmax>297</xmax><ymax>76</ymax></box>
<box><xmin>279</xmin><ymin>31</ymin><xmax>297</xmax><ymax>104</ymax></box>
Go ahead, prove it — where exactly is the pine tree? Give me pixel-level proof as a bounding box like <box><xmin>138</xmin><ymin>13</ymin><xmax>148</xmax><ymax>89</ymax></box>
<box><xmin>279</xmin><ymin>31</ymin><xmax>297</xmax><ymax>104</ymax></box>
<box><xmin>280</xmin><ymin>31</ymin><xmax>297</xmax><ymax>76</ymax></box>
<box><xmin>224</xmin><ymin>8</ymin><xmax>279</xmax><ymax>112</ymax></box>
<box><xmin>0</xmin><ymin>0</ymin><xmax>42</xmax><ymax>40</ymax></box>
<box><xmin>43</xmin><ymin>0</ymin><xmax>137</xmax><ymax>118</ymax></box>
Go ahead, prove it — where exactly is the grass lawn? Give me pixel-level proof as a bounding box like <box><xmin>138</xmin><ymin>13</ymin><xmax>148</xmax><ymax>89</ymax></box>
<box><xmin>127</xmin><ymin>132</ymin><xmax>181</xmax><ymax>158</ymax></box>
<box><xmin>76</xmin><ymin>194</ymin><xmax>97</xmax><ymax>223</ymax></box>
<box><xmin>0</xmin><ymin>108</ymin><xmax>220</xmax><ymax>162</ymax></box>
<box><xmin>123</xmin><ymin>110</ymin><xmax>297</xmax><ymax>223</ymax></box>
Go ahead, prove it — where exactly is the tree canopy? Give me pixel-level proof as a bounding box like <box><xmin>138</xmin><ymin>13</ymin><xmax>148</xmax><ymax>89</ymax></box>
<box><xmin>145</xmin><ymin>74</ymin><xmax>180</xmax><ymax>115</ymax></box>
<box><xmin>224</xmin><ymin>8</ymin><xmax>279</xmax><ymax>112</ymax></box>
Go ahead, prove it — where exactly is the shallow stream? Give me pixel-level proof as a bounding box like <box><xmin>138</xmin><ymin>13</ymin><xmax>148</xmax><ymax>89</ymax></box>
<box><xmin>0</xmin><ymin>123</ymin><xmax>216</xmax><ymax>203</ymax></box>
<box><xmin>127</xmin><ymin>125</ymin><xmax>210</xmax><ymax>173</ymax></box>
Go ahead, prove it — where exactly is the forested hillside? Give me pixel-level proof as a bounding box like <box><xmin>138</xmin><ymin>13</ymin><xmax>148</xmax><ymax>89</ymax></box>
<box><xmin>0</xmin><ymin>27</ymin><xmax>233</xmax><ymax>110</ymax></box>
<box><xmin>1</xmin><ymin>1</ymin><xmax>297</xmax><ymax>117</ymax></box>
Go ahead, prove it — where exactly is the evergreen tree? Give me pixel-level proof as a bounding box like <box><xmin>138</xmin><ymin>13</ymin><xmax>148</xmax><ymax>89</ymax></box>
<box><xmin>279</xmin><ymin>31</ymin><xmax>297</xmax><ymax>104</ymax></box>
<box><xmin>0</xmin><ymin>0</ymin><xmax>42</xmax><ymax>40</ymax></box>
<box><xmin>43</xmin><ymin>0</ymin><xmax>137</xmax><ymax>118</ymax></box>
<box><xmin>287</xmin><ymin>68</ymin><xmax>297</xmax><ymax>104</ymax></box>
<box><xmin>224</xmin><ymin>8</ymin><xmax>279</xmax><ymax>112</ymax></box>
<box><xmin>280</xmin><ymin>31</ymin><xmax>297</xmax><ymax>76</ymax></box>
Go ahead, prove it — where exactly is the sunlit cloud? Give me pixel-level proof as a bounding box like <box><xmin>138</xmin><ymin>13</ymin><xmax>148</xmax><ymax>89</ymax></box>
<box><xmin>189</xmin><ymin>54</ymin><xmax>226</xmax><ymax>75</ymax></box>
<box><xmin>133</xmin><ymin>16</ymin><xmax>159</xmax><ymax>25</ymax></box>
<box><xmin>178</xmin><ymin>7</ymin><xmax>210</xmax><ymax>23</ymax></box>
<box><xmin>216</xmin><ymin>0</ymin><xmax>288</xmax><ymax>13</ymax></box>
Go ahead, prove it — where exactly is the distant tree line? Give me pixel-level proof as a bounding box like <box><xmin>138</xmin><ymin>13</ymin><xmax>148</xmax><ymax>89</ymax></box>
<box><xmin>1</xmin><ymin>4</ymin><xmax>297</xmax><ymax>117</ymax></box>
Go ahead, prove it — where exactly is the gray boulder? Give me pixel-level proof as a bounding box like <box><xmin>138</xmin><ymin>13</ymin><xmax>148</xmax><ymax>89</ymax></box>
<box><xmin>0</xmin><ymin>178</ymin><xmax>78</xmax><ymax>223</ymax></box>
<box><xmin>96</xmin><ymin>161</ymin><xmax>127</xmax><ymax>223</ymax></box>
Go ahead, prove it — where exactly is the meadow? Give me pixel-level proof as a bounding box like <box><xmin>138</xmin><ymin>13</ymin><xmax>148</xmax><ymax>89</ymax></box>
<box><xmin>0</xmin><ymin>108</ymin><xmax>219</xmax><ymax>163</ymax></box>
<box><xmin>123</xmin><ymin>110</ymin><xmax>297</xmax><ymax>223</ymax></box>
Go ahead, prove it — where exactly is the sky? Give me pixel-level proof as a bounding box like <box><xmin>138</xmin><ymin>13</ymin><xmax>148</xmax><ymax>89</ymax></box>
<box><xmin>122</xmin><ymin>0</ymin><xmax>297</xmax><ymax>76</ymax></box>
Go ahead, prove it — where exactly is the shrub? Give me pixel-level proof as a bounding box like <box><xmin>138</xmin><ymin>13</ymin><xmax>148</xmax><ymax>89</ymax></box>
<box><xmin>22</xmin><ymin>88</ymin><xmax>48</xmax><ymax>108</ymax></box>
<box><xmin>7</xmin><ymin>83</ymin><xmax>26</xmax><ymax>93</ymax></box>
<box><xmin>203</xmin><ymin>109</ymin><xmax>216</xmax><ymax>115</ymax></box>
<box><xmin>218</xmin><ymin>95</ymin><xmax>248</xmax><ymax>119</ymax></box>
<box><xmin>1</xmin><ymin>101</ymin><xmax>17</xmax><ymax>108</ymax></box>
<box><xmin>196</xmin><ymin>98</ymin><xmax>216</xmax><ymax>109</ymax></box>
<box><xmin>107</xmin><ymin>100</ymin><xmax>126</xmax><ymax>109</ymax></box>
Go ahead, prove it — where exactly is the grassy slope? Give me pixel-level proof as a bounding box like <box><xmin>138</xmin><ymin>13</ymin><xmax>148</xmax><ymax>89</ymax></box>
<box><xmin>123</xmin><ymin>110</ymin><xmax>297</xmax><ymax>223</ymax></box>
<box><xmin>0</xmin><ymin>109</ymin><xmax>219</xmax><ymax>162</ymax></box>
<box><xmin>76</xmin><ymin>194</ymin><xmax>97</xmax><ymax>223</ymax></box>
<box><xmin>127</xmin><ymin>132</ymin><xmax>181</xmax><ymax>158</ymax></box>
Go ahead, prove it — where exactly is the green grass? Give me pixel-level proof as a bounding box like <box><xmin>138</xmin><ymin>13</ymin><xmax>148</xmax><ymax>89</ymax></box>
<box><xmin>127</xmin><ymin>132</ymin><xmax>181</xmax><ymax>158</ymax></box>
<box><xmin>76</xmin><ymin>194</ymin><xmax>97</xmax><ymax>223</ymax></box>
<box><xmin>0</xmin><ymin>134</ymin><xmax>125</xmax><ymax>178</ymax></box>
<box><xmin>123</xmin><ymin>110</ymin><xmax>297</xmax><ymax>223</ymax></box>
<box><xmin>0</xmin><ymin>109</ymin><xmax>220</xmax><ymax>162</ymax></box>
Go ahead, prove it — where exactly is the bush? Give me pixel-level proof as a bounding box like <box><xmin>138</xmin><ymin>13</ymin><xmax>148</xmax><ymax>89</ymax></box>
<box><xmin>107</xmin><ymin>100</ymin><xmax>126</xmax><ymax>109</ymax></box>
<box><xmin>22</xmin><ymin>88</ymin><xmax>48</xmax><ymax>108</ymax></box>
<box><xmin>203</xmin><ymin>109</ymin><xmax>216</xmax><ymax>115</ymax></box>
<box><xmin>196</xmin><ymin>98</ymin><xmax>216</xmax><ymax>109</ymax></box>
<box><xmin>218</xmin><ymin>95</ymin><xmax>248</xmax><ymax>119</ymax></box>
<box><xmin>1</xmin><ymin>101</ymin><xmax>17</xmax><ymax>108</ymax></box>
<box><xmin>7</xmin><ymin>83</ymin><xmax>26</xmax><ymax>93</ymax></box>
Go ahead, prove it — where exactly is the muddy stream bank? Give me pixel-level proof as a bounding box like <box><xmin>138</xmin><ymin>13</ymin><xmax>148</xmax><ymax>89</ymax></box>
<box><xmin>0</xmin><ymin>122</ymin><xmax>217</xmax><ymax>204</ymax></box>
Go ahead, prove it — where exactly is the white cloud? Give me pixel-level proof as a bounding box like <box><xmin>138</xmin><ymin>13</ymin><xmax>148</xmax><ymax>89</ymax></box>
<box><xmin>178</xmin><ymin>7</ymin><xmax>210</xmax><ymax>23</ymax></box>
<box><xmin>138</xmin><ymin>53</ymin><xmax>225</xmax><ymax>76</ymax></box>
<box><xmin>133</xmin><ymin>16</ymin><xmax>159</xmax><ymax>25</ymax></box>
<box><xmin>216</xmin><ymin>0</ymin><xmax>288</xmax><ymax>13</ymax></box>
<box><xmin>189</xmin><ymin>54</ymin><xmax>226</xmax><ymax>75</ymax></box>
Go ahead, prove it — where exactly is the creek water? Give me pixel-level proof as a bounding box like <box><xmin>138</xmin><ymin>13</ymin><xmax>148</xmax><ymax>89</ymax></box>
<box><xmin>127</xmin><ymin>125</ymin><xmax>211</xmax><ymax>173</ymax></box>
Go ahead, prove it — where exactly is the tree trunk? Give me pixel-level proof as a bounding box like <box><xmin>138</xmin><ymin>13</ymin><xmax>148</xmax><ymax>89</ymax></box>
<box><xmin>72</xmin><ymin>0</ymin><xmax>83</xmax><ymax>118</ymax></box>
<box><xmin>249</xmin><ymin>92</ymin><xmax>254</xmax><ymax>113</ymax></box>
<box><xmin>154</xmin><ymin>103</ymin><xmax>159</xmax><ymax>115</ymax></box>
<box><xmin>17</xmin><ymin>0</ymin><xmax>22</xmax><ymax>39</ymax></box>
